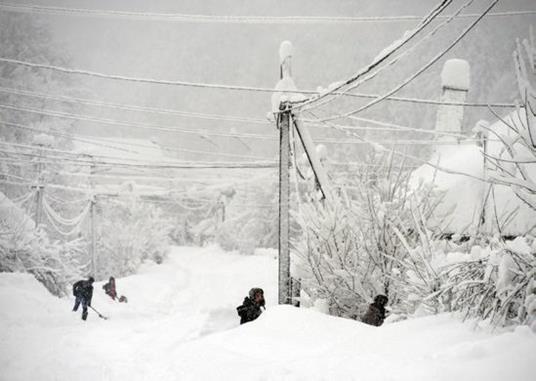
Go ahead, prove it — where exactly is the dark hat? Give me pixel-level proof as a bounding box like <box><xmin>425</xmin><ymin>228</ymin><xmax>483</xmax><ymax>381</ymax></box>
<box><xmin>374</xmin><ymin>294</ymin><xmax>388</xmax><ymax>306</ymax></box>
<box><xmin>249</xmin><ymin>287</ymin><xmax>264</xmax><ymax>299</ymax></box>
<box><xmin>88</xmin><ymin>276</ymin><xmax>95</xmax><ymax>283</ymax></box>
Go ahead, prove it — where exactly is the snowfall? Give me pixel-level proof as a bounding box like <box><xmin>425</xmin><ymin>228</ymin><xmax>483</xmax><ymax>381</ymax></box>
<box><xmin>1</xmin><ymin>246</ymin><xmax>535</xmax><ymax>381</ymax></box>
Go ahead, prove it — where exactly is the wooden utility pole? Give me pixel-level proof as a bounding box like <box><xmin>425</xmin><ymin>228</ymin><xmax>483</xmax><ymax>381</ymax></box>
<box><xmin>273</xmin><ymin>41</ymin><xmax>333</xmax><ymax>304</ymax></box>
<box><xmin>34</xmin><ymin>145</ymin><xmax>45</xmax><ymax>226</ymax></box>
<box><xmin>278</xmin><ymin>102</ymin><xmax>292</xmax><ymax>304</ymax></box>
<box><xmin>89</xmin><ymin>156</ymin><xmax>97</xmax><ymax>277</ymax></box>
<box><xmin>274</xmin><ymin>41</ymin><xmax>294</xmax><ymax>305</ymax></box>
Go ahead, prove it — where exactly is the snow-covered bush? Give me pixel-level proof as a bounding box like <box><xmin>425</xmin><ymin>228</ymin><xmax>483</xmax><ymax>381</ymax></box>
<box><xmin>432</xmin><ymin>237</ymin><xmax>536</xmax><ymax>327</ymax></box>
<box><xmin>0</xmin><ymin>193</ymin><xmax>87</xmax><ymax>296</ymax></box>
<box><xmin>294</xmin><ymin>152</ymin><xmax>444</xmax><ymax>318</ymax></box>
<box><xmin>484</xmin><ymin>29</ymin><xmax>536</xmax><ymax>212</ymax></box>
<box><xmin>95</xmin><ymin>198</ymin><xmax>173</xmax><ymax>278</ymax></box>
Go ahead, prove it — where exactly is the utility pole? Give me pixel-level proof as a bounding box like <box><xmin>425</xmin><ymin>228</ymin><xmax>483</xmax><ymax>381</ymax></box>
<box><xmin>476</xmin><ymin>120</ymin><xmax>490</xmax><ymax>231</ymax></box>
<box><xmin>89</xmin><ymin>156</ymin><xmax>97</xmax><ymax>278</ymax></box>
<box><xmin>274</xmin><ymin>41</ymin><xmax>294</xmax><ymax>305</ymax></box>
<box><xmin>278</xmin><ymin>102</ymin><xmax>292</xmax><ymax>304</ymax></box>
<box><xmin>273</xmin><ymin>41</ymin><xmax>333</xmax><ymax>304</ymax></box>
<box><xmin>33</xmin><ymin>142</ymin><xmax>45</xmax><ymax>226</ymax></box>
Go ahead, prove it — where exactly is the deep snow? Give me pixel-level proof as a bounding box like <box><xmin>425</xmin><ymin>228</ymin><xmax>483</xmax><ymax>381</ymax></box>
<box><xmin>1</xmin><ymin>246</ymin><xmax>535</xmax><ymax>381</ymax></box>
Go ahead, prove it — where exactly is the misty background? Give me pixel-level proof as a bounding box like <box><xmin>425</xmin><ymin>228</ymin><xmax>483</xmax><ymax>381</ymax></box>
<box><xmin>1</xmin><ymin>0</ymin><xmax>534</xmax><ymax>162</ymax></box>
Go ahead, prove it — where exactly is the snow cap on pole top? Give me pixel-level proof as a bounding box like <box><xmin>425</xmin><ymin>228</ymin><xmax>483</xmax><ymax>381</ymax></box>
<box><xmin>279</xmin><ymin>41</ymin><xmax>293</xmax><ymax>64</ymax></box>
<box><xmin>440</xmin><ymin>59</ymin><xmax>470</xmax><ymax>90</ymax></box>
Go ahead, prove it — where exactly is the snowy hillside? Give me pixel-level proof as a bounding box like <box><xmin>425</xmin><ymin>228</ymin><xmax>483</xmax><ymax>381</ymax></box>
<box><xmin>1</xmin><ymin>246</ymin><xmax>535</xmax><ymax>381</ymax></box>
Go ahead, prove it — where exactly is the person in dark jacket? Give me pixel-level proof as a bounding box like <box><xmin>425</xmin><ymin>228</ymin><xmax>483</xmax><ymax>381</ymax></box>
<box><xmin>72</xmin><ymin>276</ymin><xmax>94</xmax><ymax>321</ymax></box>
<box><xmin>237</xmin><ymin>287</ymin><xmax>265</xmax><ymax>324</ymax></box>
<box><xmin>103</xmin><ymin>276</ymin><xmax>117</xmax><ymax>300</ymax></box>
<box><xmin>361</xmin><ymin>294</ymin><xmax>388</xmax><ymax>327</ymax></box>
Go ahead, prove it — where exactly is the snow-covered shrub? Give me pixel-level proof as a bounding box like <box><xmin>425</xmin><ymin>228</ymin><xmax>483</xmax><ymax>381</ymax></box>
<box><xmin>0</xmin><ymin>197</ymin><xmax>86</xmax><ymax>296</ymax></box>
<box><xmin>294</xmin><ymin>152</ymin><xmax>444</xmax><ymax>318</ymax></box>
<box><xmin>484</xmin><ymin>29</ymin><xmax>536</xmax><ymax>212</ymax></box>
<box><xmin>432</xmin><ymin>237</ymin><xmax>536</xmax><ymax>327</ymax></box>
<box><xmin>95</xmin><ymin>198</ymin><xmax>173</xmax><ymax>278</ymax></box>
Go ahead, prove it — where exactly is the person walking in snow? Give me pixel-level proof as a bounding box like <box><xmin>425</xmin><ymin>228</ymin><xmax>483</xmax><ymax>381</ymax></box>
<box><xmin>361</xmin><ymin>294</ymin><xmax>388</xmax><ymax>327</ymax></box>
<box><xmin>237</xmin><ymin>287</ymin><xmax>265</xmax><ymax>324</ymax></box>
<box><xmin>103</xmin><ymin>276</ymin><xmax>117</xmax><ymax>300</ymax></box>
<box><xmin>72</xmin><ymin>276</ymin><xmax>94</xmax><ymax>321</ymax></box>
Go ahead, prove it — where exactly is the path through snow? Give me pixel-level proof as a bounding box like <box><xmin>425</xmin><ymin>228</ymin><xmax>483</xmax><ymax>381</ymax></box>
<box><xmin>0</xmin><ymin>246</ymin><xmax>535</xmax><ymax>381</ymax></box>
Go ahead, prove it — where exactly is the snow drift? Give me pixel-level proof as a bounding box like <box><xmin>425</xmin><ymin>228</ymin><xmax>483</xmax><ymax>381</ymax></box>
<box><xmin>1</xmin><ymin>246</ymin><xmax>535</xmax><ymax>381</ymax></box>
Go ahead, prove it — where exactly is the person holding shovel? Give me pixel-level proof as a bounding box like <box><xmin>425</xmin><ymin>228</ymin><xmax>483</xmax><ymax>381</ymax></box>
<box><xmin>72</xmin><ymin>276</ymin><xmax>94</xmax><ymax>321</ymax></box>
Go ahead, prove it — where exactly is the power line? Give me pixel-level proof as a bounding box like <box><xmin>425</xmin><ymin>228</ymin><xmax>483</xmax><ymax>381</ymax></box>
<box><xmin>0</xmin><ymin>59</ymin><xmax>516</xmax><ymax>108</ymax></box>
<box><xmin>1</xmin><ymin>104</ymin><xmax>495</xmax><ymax>147</ymax></box>
<box><xmin>0</xmin><ymin>102</ymin><xmax>276</xmax><ymax>140</ymax></box>
<box><xmin>0</xmin><ymin>102</ymin><xmax>483</xmax><ymax>144</ymax></box>
<box><xmin>0</xmin><ymin>2</ymin><xmax>534</xmax><ymax>23</ymax></box>
<box><xmin>0</xmin><ymin>85</ymin><xmax>488</xmax><ymax>140</ymax></box>
<box><xmin>318</xmin><ymin>0</ymin><xmax>500</xmax><ymax>121</ymax></box>
<box><xmin>2</xmin><ymin>120</ymin><xmax>275</xmax><ymax>161</ymax></box>
<box><xmin>0</xmin><ymin>147</ymin><xmax>279</xmax><ymax>169</ymax></box>
<box><xmin>298</xmin><ymin>0</ymin><xmax>473</xmax><ymax>111</ymax></box>
<box><xmin>296</xmin><ymin>0</ymin><xmax>453</xmax><ymax>110</ymax></box>
<box><xmin>0</xmin><ymin>85</ymin><xmax>269</xmax><ymax>126</ymax></box>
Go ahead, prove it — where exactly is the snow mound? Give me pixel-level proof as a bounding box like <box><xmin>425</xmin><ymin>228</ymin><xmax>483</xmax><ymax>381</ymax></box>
<box><xmin>0</xmin><ymin>272</ymin><xmax>68</xmax><ymax>326</ymax></box>
<box><xmin>165</xmin><ymin>306</ymin><xmax>536</xmax><ymax>381</ymax></box>
<box><xmin>410</xmin><ymin>109</ymin><xmax>536</xmax><ymax>235</ymax></box>
<box><xmin>1</xmin><ymin>247</ymin><xmax>535</xmax><ymax>381</ymax></box>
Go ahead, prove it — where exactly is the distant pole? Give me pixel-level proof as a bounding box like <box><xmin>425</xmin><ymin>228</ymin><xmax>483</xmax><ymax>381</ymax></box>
<box><xmin>34</xmin><ymin>145</ymin><xmax>45</xmax><ymax>226</ymax></box>
<box><xmin>89</xmin><ymin>156</ymin><xmax>97</xmax><ymax>277</ymax></box>
<box><xmin>476</xmin><ymin>120</ymin><xmax>490</xmax><ymax>230</ymax></box>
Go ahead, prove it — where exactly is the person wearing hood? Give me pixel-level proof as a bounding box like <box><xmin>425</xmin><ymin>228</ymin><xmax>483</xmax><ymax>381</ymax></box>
<box><xmin>361</xmin><ymin>294</ymin><xmax>388</xmax><ymax>327</ymax></box>
<box><xmin>72</xmin><ymin>276</ymin><xmax>95</xmax><ymax>321</ymax></box>
<box><xmin>237</xmin><ymin>287</ymin><xmax>265</xmax><ymax>324</ymax></box>
<box><xmin>103</xmin><ymin>276</ymin><xmax>117</xmax><ymax>300</ymax></box>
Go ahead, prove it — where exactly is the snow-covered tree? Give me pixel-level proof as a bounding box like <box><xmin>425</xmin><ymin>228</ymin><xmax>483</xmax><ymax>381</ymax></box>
<box><xmin>293</xmin><ymin>151</ymin><xmax>444</xmax><ymax>318</ymax></box>
<box><xmin>95</xmin><ymin>197</ymin><xmax>173</xmax><ymax>279</ymax></box>
<box><xmin>484</xmin><ymin>28</ymin><xmax>536</xmax><ymax>211</ymax></box>
<box><xmin>0</xmin><ymin>191</ymin><xmax>86</xmax><ymax>296</ymax></box>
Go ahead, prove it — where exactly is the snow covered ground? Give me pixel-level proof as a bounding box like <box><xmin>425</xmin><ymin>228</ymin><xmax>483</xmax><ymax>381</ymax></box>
<box><xmin>1</xmin><ymin>246</ymin><xmax>535</xmax><ymax>381</ymax></box>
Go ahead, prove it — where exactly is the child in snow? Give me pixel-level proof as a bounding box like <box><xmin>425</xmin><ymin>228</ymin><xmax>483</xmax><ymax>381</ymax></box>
<box><xmin>361</xmin><ymin>294</ymin><xmax>388</xmax><ymax>327</ymax></box>
<box><xmin>72</xmin><ymin>276</ymin><xmax>94</xmax><ymax>321</ymax></box>
<box><xmin>237</xmin><ymin>287</ymin><xmax>265</xmax><ymax>324</ymax></box>
<box><xmin>103</xmin><ymin>276</ymin><xmax>117</xmax><ymax>300</ymax></box>
<box><xmin>103</xmin><ymin>276</ymin><xmax>128</xmax><ymax>303</ymax></box>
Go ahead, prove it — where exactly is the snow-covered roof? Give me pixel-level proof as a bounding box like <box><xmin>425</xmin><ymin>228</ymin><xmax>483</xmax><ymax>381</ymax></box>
<box><xmin>410</xmin><ymin>109</ymin><xmax>536</xmax><ymax>236</ymax></box>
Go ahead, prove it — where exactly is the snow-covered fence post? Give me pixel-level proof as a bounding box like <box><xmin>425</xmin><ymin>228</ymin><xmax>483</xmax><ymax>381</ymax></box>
<box><xmin>434</xmin><ymin>59</ymin><xmax>470</xmax><ymax>147</ymax></box>
<box><xmin>272</xmin><ymin>41</ymin><xmax>293</xmax><ymax>305</ymax></box>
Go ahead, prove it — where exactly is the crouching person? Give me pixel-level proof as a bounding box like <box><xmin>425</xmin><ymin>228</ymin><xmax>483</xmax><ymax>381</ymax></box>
<box><xmin>103</xmin><ymin>276</ymin><xmax>117</xmax><ymax>300</ymax></box>
<box><xmin>72</xmin><ymin>276</ymin><xmax>94</xmax><ymax>321</ymax></box>
<box><xmin>237</xmin><ymin>287</ymin><xmax>265</xmax><ymax>324</ymax></box>
<box><xmin>361</xmin><ymin>294</ymin><xmax>388</xmax><ymax>327</ymax></box>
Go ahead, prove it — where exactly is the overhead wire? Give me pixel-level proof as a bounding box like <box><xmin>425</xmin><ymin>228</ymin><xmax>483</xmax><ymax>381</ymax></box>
<box><xmin>0</xmin><ymin>59</ymin><xmax>516</xmax><ymax>108</ymax></box>
<box><xmin>295</xmin><ymin>0</ymin><xmax>454</xmax><ymax>110</ymax></box>
<box><xmin>0</xmin><ymin>148</ymin><xmax>279</xmax><ymax>169</ymax></box>
<box><xmin>1</xmin><ymin>103</ymin><xmax>491</xmax><ymax>145</ymax></box>
<box><xmin>0</xmin><ymin>2</ymin><xmax>534</xmax><ymax>23</ymax></box>
<box><xmin>1</xmin><ymin>121</ymin><xmax>275</xmax><ymax>161</ymax></box>
<box><xmin>298</xmin><ymin>0</ymin><xmax>475</xmax><ymax>112</ymax></box>
<box><xmin>317</xmin><ymin>0</ymin><xmax>500</xmax><ymax>122</ymax></box>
